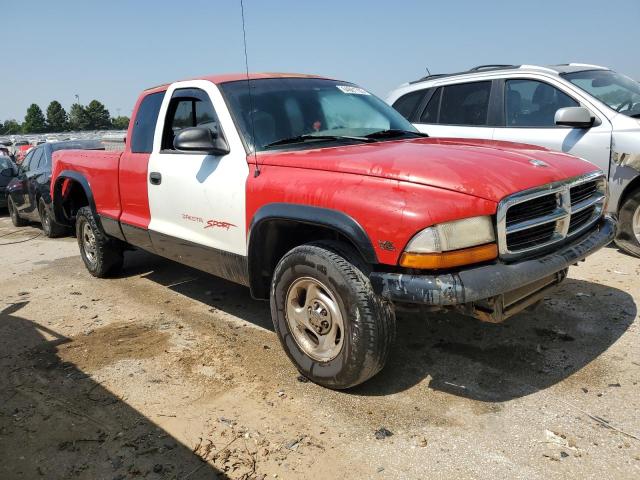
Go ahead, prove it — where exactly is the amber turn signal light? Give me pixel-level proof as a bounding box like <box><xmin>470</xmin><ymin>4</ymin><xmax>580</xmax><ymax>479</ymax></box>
<box><xmin>399</xmin><ymin>243</ymin><xmax>498</xmax><ymax>269</ymax></box>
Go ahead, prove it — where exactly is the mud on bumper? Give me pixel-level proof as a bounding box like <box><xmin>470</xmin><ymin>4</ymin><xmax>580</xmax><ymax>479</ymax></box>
<box><xmin>370</xmin><ymin>216</ymin><xmax>616</xmax><ymax>322</ymax></box>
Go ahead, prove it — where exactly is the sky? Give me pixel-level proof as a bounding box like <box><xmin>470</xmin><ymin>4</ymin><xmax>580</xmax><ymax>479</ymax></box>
<box><xmin>2</xmin><ymin>0</ymin><xmax>639</xmax><ymax>122</ymax></box>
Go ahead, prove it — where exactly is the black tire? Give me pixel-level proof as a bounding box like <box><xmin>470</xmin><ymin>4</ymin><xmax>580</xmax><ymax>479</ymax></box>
<box><xmin>7</xmin><ymin>196</ymin><xmax>28</xmax><ymax>227</ymax></box>
<box><xmin>270</xmin><ymin>240</ymin><xmax>395</xmax><ymax>389</ymax></box>
<box><xmin>615</xmin><ymin>188</ymin><xmax>640</xmax><ymax>257</ymax></box>
<box><xmin>39</xmin><ymin>198</ymin><xmax>67</xmax><ymax>238</ymax></box>
<box><xmin>75</xmin><ymin>206</ymin><xmax>123</xmax><ymax>277</ymax></box>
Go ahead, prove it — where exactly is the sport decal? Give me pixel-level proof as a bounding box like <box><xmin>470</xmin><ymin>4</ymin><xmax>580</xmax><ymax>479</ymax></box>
<box><xmin>204</xmin><ymin>220</ymin><xmax>237</xmax><ymax>230</ymax></box>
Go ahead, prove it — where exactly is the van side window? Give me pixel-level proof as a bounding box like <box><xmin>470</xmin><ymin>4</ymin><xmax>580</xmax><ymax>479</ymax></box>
<box><xmin>161</xmin><ymin>89</ymin><xmax>221</xmax><ymax>151</ymax></box>
<box><xmin>131</xmin><ymin>91</ymin><xmax>166</xmax><ymax>153</ymax></box>
<box><xmin>21</xmin><ymin>150</ymin><xmax>35</xmax><ymax>172</ymax></box>
<box><xmin>419</xmin><ymin>87</ymin><xmax>442</xmax><ymax>123</ymax></box>
<box><xmin>30</xmin><ymin>147</ymin><xmax>44</xmax><ymax>170</ymax></box>
<box><xmin>439</xmin><ymin>81</ymin><xmax>492</xmax><ymax>126</ymax></box>
<box><xmin>392</xmin><ymin>90</ymin><xmax>426</xmax><ymax>120</ymax></box>
<box><xmin>505</xmin><ymin>80</ymin><xmax>578</xmax><ymax>127</ymax></box>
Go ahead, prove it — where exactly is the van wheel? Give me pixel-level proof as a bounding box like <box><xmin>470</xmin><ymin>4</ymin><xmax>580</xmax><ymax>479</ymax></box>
<box><xmin>270</xmin><ymin>240</ymin><xmax>395</xmax><ymax>389</ymax></box>
<box><xmin>39</xmin><ymin>198</ymin><xmax>66</xmax><ymax>238</ymax></box>
<box><xmin>615</xmin><ymin>189</ymin><xmax>640</xmax><ymax>257</ymax></box>
<box><xmin>76</xmin><ymin>206</ymin><xmax>123</xmax><ymax>277</ymax></box>
<box><xmin>8</xmin><ymin>197</ymin><xmax>28</xmax><ymax>227</ymax></box>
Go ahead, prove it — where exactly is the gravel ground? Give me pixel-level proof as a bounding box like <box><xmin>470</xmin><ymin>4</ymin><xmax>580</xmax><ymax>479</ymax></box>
<box><xmin>0</xmin><ymin>213</ymin><xmax>638</xmax><ymax>479</ymax></box>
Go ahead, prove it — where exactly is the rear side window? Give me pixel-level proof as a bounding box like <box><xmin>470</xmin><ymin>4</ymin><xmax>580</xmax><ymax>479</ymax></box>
<box><xmin>439</xmin><ymin>81</ymin><xmax>491</xmax><ymax>126</ymax></box>
<box><xmin>505</xmin><ymin>79</ymin><xmax>579</xmax><ymax>127</ymax></box>
<box><xmin>131</xmin><ymin>91</ymin><xmax>166</xmax><ymax>153</ymax></box>
<box><xmin>392</xmin><ymin>90</ymin><xmax>426</xmax><ymax>120</ymax></box>
<box><xmin>419</xmin><ymin>87</ymin><xmax>442</xmax><ymax>123</ymax></box>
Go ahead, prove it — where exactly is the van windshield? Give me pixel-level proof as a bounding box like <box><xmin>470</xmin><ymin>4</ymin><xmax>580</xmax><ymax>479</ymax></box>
<box><xmin>563</xmin><ymin>70</ymin><xmax>640</xmax><ymax>118</ymax></box>
<box><xmin>219</xmin><ymin>78</ymin><xmax>418</xmax><ymax>152</ymax></box>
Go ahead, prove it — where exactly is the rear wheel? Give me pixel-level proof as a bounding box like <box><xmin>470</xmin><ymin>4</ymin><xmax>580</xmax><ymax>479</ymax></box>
<box><xmin>615</xmin><ymin>188</ymin><xmax>640</xmax><ymax>257</ymax></box>
<box><xmin>7</xmin><ymin>197</ymin><xmax>27</xmax><ymax>227</ymax></box>
<box><xmin>270</xmin><ymin>241</ymin><xmax>395</xmax><ymax>389</ymax></box>
<box><xmin>39</xmin><ymin>198</ymin><xmax>66</xmax><ymax>238</ymax></box>
<box><xmin>76</xmin><ymin>206</ymin><xmax>123</xmax><ymax>277</ymax></box>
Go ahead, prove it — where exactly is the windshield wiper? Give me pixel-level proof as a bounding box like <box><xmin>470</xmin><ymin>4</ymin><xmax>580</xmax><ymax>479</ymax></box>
<box><xmin>364</xmin><ymin>129</ymin><xmax>429</xmax><ymax>139</ymax></box>
<box><xmin>264</xmin><ymin>134</ymin><xmax>373</xmax><ymax>149</ymax></box>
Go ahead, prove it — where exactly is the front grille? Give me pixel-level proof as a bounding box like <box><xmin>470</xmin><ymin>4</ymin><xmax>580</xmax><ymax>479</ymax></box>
<box><xmin>568</xmin><ymin>205</ymin><xmax>596</xmax><ymax>234</ymax></box>
<box><xmin>497</xmin><ymin>173</ymin><xmax>606</xmax><ymax>260</ymax></box>
<box><xmin>507</xmin><ymin>222</ymin><xmax>556</xmax><ymax>250</ymax></box>
<box><xmin>506</xmin><ymin>194</ymin><xmax>557</xmax><ymax>227</ymax></box>
<box><xmin>570</xmin><ymin>181</ymin><xmax>598</xmax><ymax>206</ymax></box>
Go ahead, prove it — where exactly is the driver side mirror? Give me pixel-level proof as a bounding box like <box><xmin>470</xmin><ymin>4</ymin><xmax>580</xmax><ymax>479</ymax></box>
<box><xmin>555</xmin><ymin>107</ymin><xmax>594</xmax><ymax>128</ymax></box>
<box><xmin>173</xmin><ymin>127</ymin><xmax>230</xmax><ymax>155</ymax></box>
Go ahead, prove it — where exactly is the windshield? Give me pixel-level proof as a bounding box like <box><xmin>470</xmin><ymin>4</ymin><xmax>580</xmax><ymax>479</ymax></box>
<box><xmin>563</xmin><ymin>70</ymin><xmax>640</xmax><ymax>117</ymax></box>
<box><xmin>219</xmin><ymin>78</ymin><xmax>417</xmax><ymax>152</ymax></box>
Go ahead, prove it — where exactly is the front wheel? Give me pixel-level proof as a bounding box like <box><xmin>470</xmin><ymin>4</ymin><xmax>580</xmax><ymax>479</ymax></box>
<box><xmin>7</xmin><ymin>197</ymin><xmax>28</xmax><ymax>227</ymax></box>
<box><xmin>615</xmin><ymin>189</ymin><xmax>640</xmax><ymax>257</ymax></box>
<box><xmin>76</xmin><ymin>206</ymin><xmax>123</xmax><ymax>277</ymax></box>
<box><xmin>270</xmin><ymin>241</ymin><xmax>395</xmax><ymax>389</ymax></box>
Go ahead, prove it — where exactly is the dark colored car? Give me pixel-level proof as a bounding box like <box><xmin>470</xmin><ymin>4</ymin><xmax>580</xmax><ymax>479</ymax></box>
<box><xmin>7</xmin><ymin>140</ymin><xmax>104</xmax><ymax>237</ymax></box>
<box><xmin>0</xmin><ymin>156</ymin><xmax>18</xmax><ymax>208</ymax></box>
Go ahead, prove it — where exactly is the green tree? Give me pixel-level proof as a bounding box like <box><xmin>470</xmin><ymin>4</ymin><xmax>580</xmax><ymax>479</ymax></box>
<box><xmin>111</xmin><ymin>116</ymin><xmax>130</xmax><ymax>130</ymax></box>
<box><xmin>46</xmin><ymin>101</ymin><xmax>69</xmax><ymax>132</ymax></box>
<box><xmin>85</xmin><ymin>100</ymin><xmax>111</xmax><ymax>130</ymax></box>
<box><xmin>23</xmin><ymin>104</ymin><xmax>46</xmax><ymax>133</ymax></box>
<box><xmin>1</xmin><ymin>119</ymin><xmax>22</xmax><ymax>134</ymax></box>
<box><xmin>68</xmin><ymin>103</ymin><xmax>90</xmax><ymax>131</ymax></box>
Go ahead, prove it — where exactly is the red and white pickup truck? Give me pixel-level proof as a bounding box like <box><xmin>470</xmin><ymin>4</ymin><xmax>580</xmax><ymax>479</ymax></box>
<box><xmin>51</xmin><ymin>73</ymin><xmax>615</xmax><ymax>389</ymax></box>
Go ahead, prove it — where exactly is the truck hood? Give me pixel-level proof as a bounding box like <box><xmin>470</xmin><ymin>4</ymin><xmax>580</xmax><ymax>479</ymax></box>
<box><xmin>257</xmin><ymin>137</ymin><xmax>601</xmax><ymax>203</ymax></box>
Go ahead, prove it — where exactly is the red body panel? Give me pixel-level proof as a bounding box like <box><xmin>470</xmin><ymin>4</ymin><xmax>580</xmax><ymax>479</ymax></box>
<box><xmin>245</xmin><ymin>163</ymin><xmax>496</xmax><ymax>265</ymax></box>
<box><xmin>53</xmin><ymin>150</ymin><xmax>122</xmax><ymax>219</ymax></box>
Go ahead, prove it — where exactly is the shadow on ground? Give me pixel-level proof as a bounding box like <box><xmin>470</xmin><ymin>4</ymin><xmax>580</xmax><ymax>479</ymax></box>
<box><xmin>0</xmin><ymin>301</ymin><xmax>226</xmax><ymax>479</ymax></box>
<box><xmin>119</xmin><ymin>249</ymin><xmax>635</xmax><ymax>403</ymax></box>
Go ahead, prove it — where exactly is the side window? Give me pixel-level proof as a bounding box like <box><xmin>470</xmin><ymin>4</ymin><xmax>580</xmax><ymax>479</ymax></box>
<box><xmin>21</xmin><ymin>150</ymin><xmax>35</xmax><ymax>172</ymax></box>
<box><xmin>439</xmin><ymin>81</ymin><xmax>492</xmax><ymax>126</ymax></box>
<box><xmin>162</xmin><ymin>89</ymin><xmax>221</xmax><ymax>151</ymax></box>
<box><xmin>392</xmin><ymin>90</ymin><xmax>426</xmax><ymax>120</ymax></box>
<box><xmin>505</xmin><ymin>79</ymin><xmax>578</xmax><ymax>127</ymax></box>
<box><xmin>30</xmin><ymin>148</ymin><xmax>44</xmax><ymax>171</ymax></box>
<box><xmin>419</xmin><ymin>87</ymin><xmax>442</xmax><ymax>123</ymax></box>
<box><xmin>131</xmin><ymin>91</ymin><xmax>166</xmax><ymax>154</ymax></box>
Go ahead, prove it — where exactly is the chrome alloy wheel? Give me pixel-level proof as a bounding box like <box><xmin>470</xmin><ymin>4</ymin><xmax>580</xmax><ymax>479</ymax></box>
<box><xmin>81</xmin><ymin>222</ymin><xmax>97</xmax><ymax>264</ymax></box>
<box><xmin>285</xmin><ymin>277</ymin><xmax>345</xmax><ymax>362</ymax></box>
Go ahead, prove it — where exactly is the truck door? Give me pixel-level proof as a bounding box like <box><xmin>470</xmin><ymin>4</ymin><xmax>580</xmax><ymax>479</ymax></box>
<box><xmin>413</xmin><ymin>81</ymin><xmax>496</xmax><ymax>140</ymax></box>
<box><xmin>11</xmin><ymin>149</ymin><xmax>35</xmax><ymax>210</ymax></box>
<box><xmin>492</xmin><ymin>79</ymin><xmax>612</xmax><ymax>174</ymax></box>
<box><xmin>146</xmin><ymin>81</ymin><xmax>249</xmax><ymax>277</ymax></box>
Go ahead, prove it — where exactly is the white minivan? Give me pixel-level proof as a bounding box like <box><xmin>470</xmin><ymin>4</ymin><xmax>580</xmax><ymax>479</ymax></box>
<box><xmin>387</xmin><ymin>64</ymin><xmax>640</xmax><ymax>257</ymax></box>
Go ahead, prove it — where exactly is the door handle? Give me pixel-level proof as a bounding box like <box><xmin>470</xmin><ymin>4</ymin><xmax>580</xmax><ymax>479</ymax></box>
<box><xmin>149</xmin><ymin>172</ymin><xmax>162</xmax><ymax>185</ymax></box>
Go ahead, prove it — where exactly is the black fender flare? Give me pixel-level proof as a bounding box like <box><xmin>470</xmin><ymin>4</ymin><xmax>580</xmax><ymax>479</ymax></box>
<box><xmin>52</xmin><ymin>170</ymin><xmax>98</xmax><ymax>226</ymax></box>
<box><xmin>247</xmin><ymin>203</ymin><xmax>378</xmax><ymax>298</ymax></box>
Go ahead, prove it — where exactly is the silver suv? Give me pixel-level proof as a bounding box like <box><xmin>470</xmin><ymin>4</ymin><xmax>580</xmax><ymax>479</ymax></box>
<box><xmin>387</xmin><ymin>63</ymin><xmax>640</xmax><ymax>257</ymax></box>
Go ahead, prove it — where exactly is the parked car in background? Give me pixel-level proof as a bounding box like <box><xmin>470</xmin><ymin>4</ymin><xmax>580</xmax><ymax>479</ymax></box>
<box><xmin>6</xmin><ymin>140</ymin><xmax>104</xmax><ymax>236</ymax></box>
<box><xmin>0</xmin><ymin>156</ymin><xmax>18</xmax><ymax>209</ymax></box>
<box><xmin>387</xmin><ymin>63</ymin><xmax>640</xmax><ymax>256</ymax></box>
<box><xmin>50</xmin><ymin>73</ymin><xmax>614</xmax><ymax>389</ymax></box>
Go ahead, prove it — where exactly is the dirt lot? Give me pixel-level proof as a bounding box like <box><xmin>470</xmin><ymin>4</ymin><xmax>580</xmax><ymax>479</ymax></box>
<box><xmin>0</xmin><ymin>213</ymin><xmax>638</xmax><ymax>480</ymax></box>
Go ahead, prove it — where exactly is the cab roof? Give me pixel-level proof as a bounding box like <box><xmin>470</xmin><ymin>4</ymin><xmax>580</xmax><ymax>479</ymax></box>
<box><xmin>145</xmin><ymin>72</ymin><xmax>330</xmax><ymax>91</ymax></box>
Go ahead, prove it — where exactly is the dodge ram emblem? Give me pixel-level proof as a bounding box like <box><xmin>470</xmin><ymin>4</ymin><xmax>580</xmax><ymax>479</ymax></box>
<box><xmin>529</xmin><ymin>159</ymin><xmax>549</xmax><ymax>168</ymax></box>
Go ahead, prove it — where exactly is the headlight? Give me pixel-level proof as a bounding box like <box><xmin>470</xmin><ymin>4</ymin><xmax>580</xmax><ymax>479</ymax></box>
<box><xmin>400</xmin><ymin>216</ymin><xmax>497</xmax><ymax>269</ymax></box>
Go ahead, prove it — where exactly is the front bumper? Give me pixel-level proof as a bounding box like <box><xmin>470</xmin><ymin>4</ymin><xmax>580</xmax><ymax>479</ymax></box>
<box><xmin>370</xmin><ymin>216</ymin><xmax>616</xmax><ymax>317</ymax></box>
